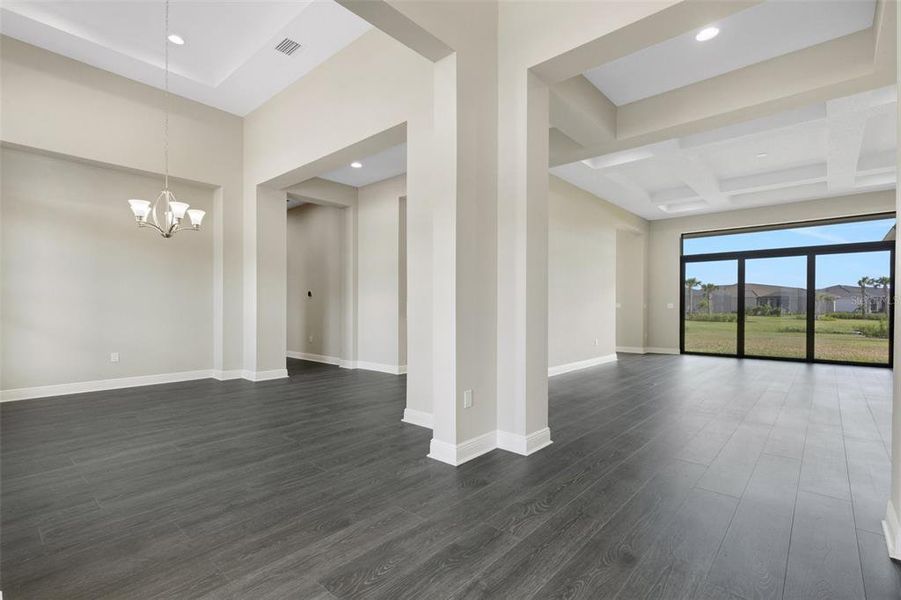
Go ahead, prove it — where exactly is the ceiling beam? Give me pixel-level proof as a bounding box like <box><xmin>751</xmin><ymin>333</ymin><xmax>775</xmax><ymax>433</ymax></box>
<box><xmin>284</xmin><ymin>178</ymin><xmax>357</xmax><ymax>207</ymax></box>
<box><xmin>334</xmin><ymin>0</ymin><xmax>452</xmax><ymax>62</ymax></box>
<box><xmin>548</xmin><ymin>76</ymin><xmax>616</xmax><ymax>149</ymax></box>
<box><xmin>552</xmin><ymin>23</ymin><xmax>896</xmax><ymax>167</ymax></box>
<box><xmin>649</xmin><ymin>141</ymin><xmax>730</xmax><ymax>210</ymax></box>
<box><xmin>826</xmin><ymin>90</ymin><xmax>895</xmax><ymax>192</ymax></box>
<box><xmin>531</xmin><ymin>0</ymin><xmax>762</xmax><ymax>84</ymax></box>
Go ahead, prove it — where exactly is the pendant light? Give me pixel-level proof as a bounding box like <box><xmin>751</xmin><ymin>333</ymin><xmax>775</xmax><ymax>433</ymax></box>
<box><xmin>127</xmin><ymin>0</ymin><xmax>204</xmax><ymax>238</ymax></box>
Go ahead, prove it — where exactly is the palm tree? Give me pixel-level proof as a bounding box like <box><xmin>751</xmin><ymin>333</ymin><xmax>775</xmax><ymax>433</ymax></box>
<box><xmin>700</xmin><ymin>283</ymin><xmax>718</xmax><ymax>315</ymax></box>
<box><xmin>875</xmin><ymin>275</ymin><xmax>891</xmax><ymax>314</ymax></box>
<box><xmin>815</xmin><ymin>291</ymin><xmax>836</xmax><ymax>317</ymax></box>
<box><xmin>858</xmin><ymin>276</ymin><xmax>874</xmax><ymax>315</ymax></box>
<box><xmin>684</xmin><ymin>277</ymin><xmax>701</xmax><ymax>314</ymax></box>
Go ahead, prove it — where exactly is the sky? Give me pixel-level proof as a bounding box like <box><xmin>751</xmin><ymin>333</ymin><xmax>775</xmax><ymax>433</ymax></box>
<box><xmin>683</xmin><ymin>218</ymin><xmax>893</xmax><ymax>289</ymax></box>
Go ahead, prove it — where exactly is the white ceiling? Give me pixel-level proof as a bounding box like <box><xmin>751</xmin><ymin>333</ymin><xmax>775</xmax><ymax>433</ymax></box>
<box><xmin>584</xmin><ymin>0</ymin><xmax>876</xmax><ymax>106</ymax></box>
<box><xmin>320</xmin><ymin>143</ymin><xmax>407</xmax><ymax>187</ymax></box>
<box><xmin>0</xmin><ymin>0</ymin><xmax>371</xmax><ymax>116</ymax></box>
<box><xmin>551</xmin><ymin>86</ymin><xmax>897</xmax><ymax>220</ymax></box>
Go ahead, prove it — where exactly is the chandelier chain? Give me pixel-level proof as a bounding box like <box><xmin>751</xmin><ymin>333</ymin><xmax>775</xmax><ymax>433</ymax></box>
<box><xmin>164</xmin><ymin>0</ymin><xmax>169</xmax><ymax>191</ymax></box>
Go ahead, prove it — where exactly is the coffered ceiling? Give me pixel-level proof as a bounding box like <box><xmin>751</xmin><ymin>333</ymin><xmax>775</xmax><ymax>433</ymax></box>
<box><xmin>551</xmin><ymin>86</ymin><xmax>897</xmax><ymax>220</ymax></box>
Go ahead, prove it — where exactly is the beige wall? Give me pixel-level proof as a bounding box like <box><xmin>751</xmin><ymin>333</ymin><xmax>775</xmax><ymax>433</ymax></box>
<box><xmin>1</xmin><ymin>148</ymin><xmax>214</xmax><ymax>390</ymax></box>
<box><xmin>357</xmin><ymin>175</ymin><xmax>407</xmax><ymax>369</ymax></box>
<box><xmin>0</xmin><ymin>36</ymin><xmax>244</xmax><ymax>377</ymax></box>
<box><xmin>647</xmin><ymin>190</ymin><xmax>896</xmax><ymax>351</ymax></box>
<box><xmin>242</xmin><ymin>29</ymin><xmax>433</xmax><ymax>410</ymax></box>
<box><xmin>286</xmin><ymin>204</ymin><xmax>345</xmax><ymax>359</ymax></box>
<box><xmin>616</xmin><ymin>229</ymin><xmax>648</xmax><ymax>351</ymax></box>
<box><xmin>548</xmin><ymin>176</ymin><xmax>647</xmax><ymax>368</ymax></box>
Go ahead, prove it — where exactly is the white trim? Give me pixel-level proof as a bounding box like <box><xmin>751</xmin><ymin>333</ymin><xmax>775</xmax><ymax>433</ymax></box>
<box><xmin>1</xmin><ymin>367</ymin><xmax>291</xmax><ymax>402</ymax></box>
<box><xmin>616</xmin><ymin>346</ymin><xmax>647</xmax><ymax>354</ymax></box>
<box><xmin>548</xmin><ymin>353</ymin><xmax>617</xmax><ymax>377</ymax></box>
<box><xmin>342</xmin><ymin>360</ymin><xmax>406</xmax><ymax>375</ymax></box>
<box><xmin>211</xmin><ymin>369</ymin><xmax>244</xmax><ymax>381</ymax></box>
<box><xmin>427</xmin><ymin>427</ymin><xmax>554</xmax><ymax>466</ymax></box>
<box><xmin>0</xmin><ymin>370</ymin><xmax>215</xmax><ymax>402</ymax></box>
<box><xmin>496</xmin><ymin>427</ymin><xmax>553</xmax><ymax>456</ymax></box>
<box><xmin>402</xmin><ymin>408</ymin><xmax>433</xmax><ymax>429</ymax></box>
<box><xmin>243</xmin><ymin>369</ymin><xmax>289</xmax><ymax>382</ymax></box>
<box><xmin>645</xmin><ymin>347</ymin><xmax>680</xmax><ymax>355</ymax></box>
<box><xmin>428</xmin><ymin>431</ymin><xmax>497</xmax><ymax>466</ymax></box>
<box><xmin>286</xmin><ymin>351</ymin><xmax>342</xmax><ymax>366</ymax></box>
<box><xmin>883</xmin><ymin>500</ymin><xmax>901</xmax><ymax>560</ymax></box>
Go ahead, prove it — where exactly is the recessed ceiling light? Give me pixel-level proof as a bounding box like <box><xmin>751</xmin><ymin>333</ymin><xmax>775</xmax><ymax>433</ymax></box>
<box><xmin>756</xmin><ymin>152</ymin><xmax>768</xmax><ymax>158</ymax></box>
<box><xmin>350</xmin><ymin>162</ymin><xmax>362</xmax><ymax>169</ymax></box>
<box><xmin>695</xmin><ymin>26</ymin><xmax>719</xmax><ymax>42</ymax></box>
<box><xmin>167</xmin><ymin>34</ymin><xmax>185</xmax><ymax>45</ymax></box>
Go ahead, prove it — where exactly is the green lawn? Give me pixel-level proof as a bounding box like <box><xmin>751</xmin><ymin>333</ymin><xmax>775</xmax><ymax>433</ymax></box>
<box><xmin>684</xmin><ymin>315</ymin><xmax>889</xmax><ymax>364</ymax></box>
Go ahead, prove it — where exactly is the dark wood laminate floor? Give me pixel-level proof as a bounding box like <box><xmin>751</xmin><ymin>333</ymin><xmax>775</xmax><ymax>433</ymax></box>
<box><xmin>2</xmin><ymin>355</ymin><xmax>900</xmax><ymax>599</ymax></box>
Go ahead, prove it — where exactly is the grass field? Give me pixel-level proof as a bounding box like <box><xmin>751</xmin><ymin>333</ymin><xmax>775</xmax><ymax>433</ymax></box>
<box><xmin>684</xmin><ymin>315</ymin><xmax>889</xmax><ymax>364</ymax></box>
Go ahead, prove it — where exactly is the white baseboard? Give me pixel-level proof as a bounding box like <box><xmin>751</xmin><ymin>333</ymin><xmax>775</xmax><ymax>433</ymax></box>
<box><xmin>0</xmin><ymin>369</ymin><xmax>215</xmax><ymax>402</ymax></box>
<box><xmin>428</xmin><ymin>431</ymin><xmax>497</xmax><ymax>466</ymax></box>
<box><xmin>285</xmin><ymin>353</ymin><xmax>405</xmax><ymax>375</ymax></box>
<box><xmin>548</xmin><ymin>353</ymin><xmax>617</xmax><ymax>377</ymax></box>
<box><xmin>1</xmin><ymin>367</ymin><xmax>291</xmax><ymax>402</ymax></box>
<box><xmin>645</xmin><ymin>347</ymin><xmax>680</xmax><ymax>355</ymax></box>
<box><xmin>402</xmin><ymin>408</ymin><xmax>433</xmax><ymax>429</ymax></box>
<box><xmin>211</xmin><ymin>369</ymin><xmax>244</xmax><ymax>381</ymax></box>
<box><xmin>286</xmin><ymin>351</ymin><xmax>342</xmax><ymax>366</ymax></box>
<box><xmin>342</xmin><ymin>360</ymin><xmax>407</xmax><ymax>375</ymax></box>
<box><xmin>616</xmin><ymin>346</ymin><xmax>647</xmax><ymax>354</ymax></box>
<box><xmin>428</xmin><ymin>427</ymin><xmax>554</xmax><ymax>466</ymax></box>
<box><xmin>496</xmin><ymin>427</ymin><xmax>553</xmax><ymax>455</ymax></box>
<box><xmin>883</xmin><ymin>501</ymin><xmax>901</xmax><ymax>560</ymax></box>
<box><xmin>243</xmin><ymin>369</ymin><xmax>289</xmax><ymax>382</ymax></box>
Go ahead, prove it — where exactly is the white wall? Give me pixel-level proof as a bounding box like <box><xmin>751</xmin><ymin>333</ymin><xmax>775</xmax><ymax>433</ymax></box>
<box><xmin>547</xmin><ymin>176</ymin><xmax>647</xmax><ymax>369</ymax></box>
<box><xmin>357</xmin><ymin>175</ymin><xmax>406</xmax><ymax>370</ymax></box>
<box><xmin>647</xmin><ymin>190</ymin><xmax>896</xmax><ymax>351</ymax></box>
<box><xmin>1</xmin><ymin>147</ymin><xmax>214</xmax><ymax>390</ymax></box>
<box><xmin>286</xmin><ymin>203</ymin><xmax>345</xmax><ymax>360</ymax></box>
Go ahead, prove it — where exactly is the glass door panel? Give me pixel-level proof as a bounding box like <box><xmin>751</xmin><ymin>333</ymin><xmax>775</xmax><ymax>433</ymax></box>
<box><xmin>684</xmin><ymin>260</ymin><xmax>738</xmax><ymax>355</ymax></box>
<box><xmin>744</xmin><ymin>256</ymin><xmax>808</xmax><ymax>359</ymax></box>
<box><xmin>815</xmin><ymin>251</ymin><xmax>891</xmax><ymax>365</ymax></box>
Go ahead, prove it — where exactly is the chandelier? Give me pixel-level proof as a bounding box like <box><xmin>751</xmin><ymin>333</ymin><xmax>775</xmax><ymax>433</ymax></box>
<box><xmin>127</xmin><ymin>0</ymin><xmax>204</xmax><ymax>238</ymax></box>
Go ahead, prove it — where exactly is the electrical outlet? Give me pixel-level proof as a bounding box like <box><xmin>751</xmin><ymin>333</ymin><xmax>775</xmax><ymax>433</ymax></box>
<box><xmin>463</xmin><ymin>389</ymin><xmax>473</xmax><ymax>409</ymax></box>
<box><xmin>110</xmin><ymin>352</ymin><xmax>119</xmax><ymax>363</ymax></box>
<box><xmin>615</xmin><ymin>303</ymin><xmax>622</xmax><ymax>309</ymax></box>
<box><xmin>308</xmin><ymin>335</ymin><xmax>314</xmax><ymax>343</ymax></box>
<box><xmin>667</xmin><ymin>303</ymin><xmax>674</xmax><ymax>309</ymax></box>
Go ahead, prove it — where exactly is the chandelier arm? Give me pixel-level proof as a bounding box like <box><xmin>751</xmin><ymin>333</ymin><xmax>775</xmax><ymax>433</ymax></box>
<box><xmin>138</xmin><ymin>220</ymin><xmax>166</xmax><ymax>236</ymax></box>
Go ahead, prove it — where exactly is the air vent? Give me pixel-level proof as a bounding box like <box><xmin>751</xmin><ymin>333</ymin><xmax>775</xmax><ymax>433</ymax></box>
<box><xmin>275</xmin><ymin>38</ymin><xmax>301</xmax><ymax>56</ymax></box>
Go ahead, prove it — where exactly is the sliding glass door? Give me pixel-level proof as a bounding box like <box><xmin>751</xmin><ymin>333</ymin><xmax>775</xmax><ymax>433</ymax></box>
<box><xmin>744</xmin><ymin>256</ymin><xmax>808</xmax><ymax>360</ymax></box>
<box><xmin>815</xmin><ymin>250</ymin><xmax>892</xmax><ymax>365</ymax></box>
<box><xmin>683</xmin><ymin>260</ymin><xmax>738</xmax><ymax>355</ymax></box>
<box><xmin>680</xmin><ymin>215</ymin><xmax>894</xmax><ymax>367</ymax></box>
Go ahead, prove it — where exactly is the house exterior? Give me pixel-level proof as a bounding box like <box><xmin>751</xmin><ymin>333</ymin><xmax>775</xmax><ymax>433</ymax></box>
<box><xmin>685</xmin><ymin>282</ymin><xmax>890</xmax><ymax>315</ymax></box>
